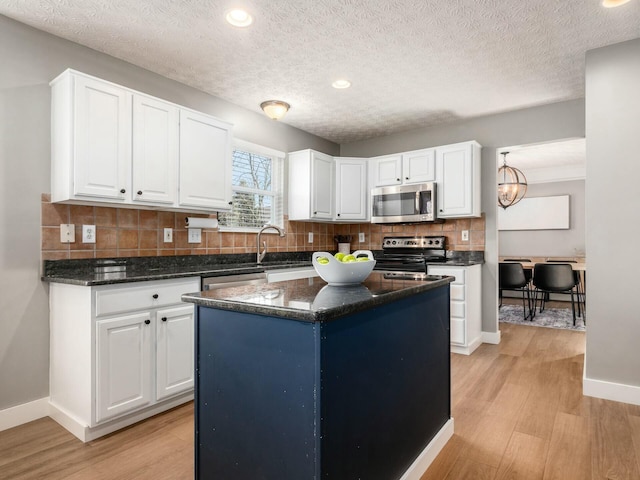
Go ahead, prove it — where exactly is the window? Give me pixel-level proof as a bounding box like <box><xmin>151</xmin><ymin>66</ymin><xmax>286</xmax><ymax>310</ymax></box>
<box><xmin>218</xmin><ymin>140</ymin><xmax>284</xmax><ymax>231</ymax></box>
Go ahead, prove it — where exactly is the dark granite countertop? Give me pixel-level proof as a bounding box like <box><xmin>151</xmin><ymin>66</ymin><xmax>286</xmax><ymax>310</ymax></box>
<box><xmin>182</xmin><ymin>271</ymin><xmax>454</xmax><ymax>323</ymax></box>
<box><xmin>41</xmin><ymin>250</ymin><xmax>483</xmax><ymax>286</ymax></box>
<box><xmin>41</xmin><ymin>252</ymin><xmax>313</xmax><ymax>286</ymax></box>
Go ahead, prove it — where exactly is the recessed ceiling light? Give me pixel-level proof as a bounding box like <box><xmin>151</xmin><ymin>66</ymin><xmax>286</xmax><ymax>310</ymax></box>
<box><xmin>332</xmin><ymin>79</ymin><xmax>351</xmax><ymax>89</ymax></box>
<box><xmin>601</xmin><ymin>0</ymin><xmax>632</xmax><ymax>7</ymax></box>
<box><xmin>225</xmin><ymin>9</ymin><xmax>253</xmax><ymax>27</ymax></box>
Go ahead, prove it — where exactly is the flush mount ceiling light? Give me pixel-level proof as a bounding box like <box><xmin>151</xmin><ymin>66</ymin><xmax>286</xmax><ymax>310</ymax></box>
<box><xmin>332</xmin><ymin>79</ymin><xmax>351</xmax><ymax>89</ymax></box>
<box><xmin>225</xmin><ymin>8</ymin><xmax>253</xmax><ymax>27</ymax></box>
<box><xmin>260</xmin><ymin>100</ymin><xmax>290</xmax><ymax>120</ymax></box>
<box><xmin>601</xmin><ymin>0</ymin><xmax>632</xmax><ymax>7</ymax></box>
<box><xmin>498</xmin><ymin>151</ymin><xmax>528</xmax><ymax>209</ymax></box>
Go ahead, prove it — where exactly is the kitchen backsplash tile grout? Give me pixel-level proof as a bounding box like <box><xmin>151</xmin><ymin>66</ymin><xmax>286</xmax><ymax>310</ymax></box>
<box><xmin>40</xmin><ymin>194</ymin><xmax>485</xmax><ymax>260</ymax></box>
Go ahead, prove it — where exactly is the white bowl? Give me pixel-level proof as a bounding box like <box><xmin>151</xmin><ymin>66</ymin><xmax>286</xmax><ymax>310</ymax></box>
<box><xmin>312</xmin><ymin>250</ymin><xmax>376</xmax><ymax>286</ymax></box>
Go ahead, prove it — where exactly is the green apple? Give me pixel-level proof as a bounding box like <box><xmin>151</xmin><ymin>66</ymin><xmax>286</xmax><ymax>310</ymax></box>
<box><xmin>334</xmin><ymin>252</ymin><xmax>346</xmax><ymax>261</ymax></box>
<box><xmin>317</xmin><ymin>257</ymin><xmax>329</xmax><ymax>264</ymax></box>
<box><xmin>343</xmin><ymin>254</ymin><xmax>356</xmax><ymax>262</ymax></box>
<box><xmin>356</xmin><ymin>257</ymin><xmax>370</xmax><ymax>262</ymax></box>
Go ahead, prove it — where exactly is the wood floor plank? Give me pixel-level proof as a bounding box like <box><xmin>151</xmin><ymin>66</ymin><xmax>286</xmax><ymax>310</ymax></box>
<box><xmin>543</xmin><ymin>412</ymin><xmax>591</xmax><ymax>480</ymax></box>
<box><xmin>494</xmin><ymin>431</ymin><xmax>548</xmax><ymax>480</ymax></box>
<box><xmin>497</xmin><ymin>321</ymin><xmax>537</xmax><ymax>357</ymax></box>
<box><xmin>627</xmin><ymin>414</ymin><xmax>640</xmax><ymax>475</ymax></box>
<box><xmin>591</xmin><ymin>398</ymin><xmax>640</xmax><ymax>479</ymax></box>
<box><xmin>466</xmin><ymin>413</ymin><xmax>519</xmax><ymax>468</ymax></box>
<box><xmin>444</xmin><ymin>456</ymin><xmax>497</xmax><ymax>480</ymax></box>
<box><xmin>464</xmin><ymin>354</ymin><xmax>519</xmax><ymax>403</ymax></box>
<box><xmin>487</xmin><ymin>381</ymin><xmax>532</xmax><ymax>421</ymax></box>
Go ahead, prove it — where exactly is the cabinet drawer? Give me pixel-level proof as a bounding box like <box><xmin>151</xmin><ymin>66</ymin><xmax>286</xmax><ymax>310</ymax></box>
<box><xmin>450</xmin><ymin>284</ymin><xmax>465</xmax><ymax>301</ymax></box>
<box><xmin>428</xmin><ymin>267</ymin><xmax>465</xmax><ymax>284</ymax></box>
<box><xmin>95</xmin><ymin>278</ymin><xmax>199</xmax><ymax>317</ymax></box>
<box><xmin>450</xmin><ymin>301</ymin><xmax>465</xmax><ymax>318</ymax></box>
<box><xmin>450</xmin><ymin>318</ymin><xmax>466</xmax><ymax>345</ymax></box>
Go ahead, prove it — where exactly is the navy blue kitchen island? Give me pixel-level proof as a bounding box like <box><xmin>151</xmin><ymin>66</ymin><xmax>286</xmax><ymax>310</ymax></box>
<box><xmin>182</xmin><ymin>272</ymin><xmax>454</xmax><ymax>480</ymax></box>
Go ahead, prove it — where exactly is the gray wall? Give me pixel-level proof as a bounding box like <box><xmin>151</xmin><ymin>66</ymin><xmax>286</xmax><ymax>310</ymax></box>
<box><xmin>0</xmin><ymin>15</ymin><xmax>338</xmax><ymax>410</ymax></box>
<box><xmin>585</xmin><ymin>38</ymin><xmax>640</xmax><ymax>387</ymax></box>
<box><xmin>499</xmin><ymin>180</ymin><xmax>586</xmax><ymax>258</ymax></box>
<box><xmin>341</xmin><ymin>100</ymin><xmax>585</xmax><ymax>335</ymax></box>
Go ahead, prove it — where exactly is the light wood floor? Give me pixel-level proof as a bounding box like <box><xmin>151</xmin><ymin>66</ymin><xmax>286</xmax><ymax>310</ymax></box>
<box><xmin>2</xmin><ymin>323</ymin><xmax>639</xmax><ymax>479</ymax></box>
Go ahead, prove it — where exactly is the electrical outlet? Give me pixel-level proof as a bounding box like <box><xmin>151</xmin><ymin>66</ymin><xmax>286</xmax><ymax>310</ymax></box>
<box><xmin>60</xmin><ymin>224</ymin><xmax>75</xmax><ymax>243</ymax></box>
<box><xmin>82</xmin><ymin>225</ymin><xmax>96</xmax><ymax>243</ymax></box>
<box><xmin>164</xmin><ymin>228</ymin><xmax>173</xmax><ymax>243</ymax></box>
<box><xmin>188</xmin><ymin>228</ymin><xmax>202</xmax><ymax>243</ymax></box>
<box><xmin>461</xmin><ymin>230</ymin><xmax>469</xmax><ymax>241</ymax></box>
<box><xmin>358</xmin><ymin>232</ymin><xmax>365</xmax><ymax>242</ymax></box>
<box><xmin>308</xmin><ymin>232</ymin><xmax>313</xmax><ymax>243</ymax></box>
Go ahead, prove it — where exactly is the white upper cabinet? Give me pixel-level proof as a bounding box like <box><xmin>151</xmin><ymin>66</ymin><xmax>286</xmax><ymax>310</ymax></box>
<box><xmin>402</xmin><ymin>148</ymin><xmax>436</xmax><ymax>184</ymax></box>
<box><xmin>132</xmin><ymin>94</ymin><xmax>179</xmax><ymax>205</ymax></box>
<box><xmin>288</xmin><ymin>149</ymin><xmax>334</xmax><ymax>221</ymax></box>
<box><xmin>52</xmin><ymin>73</ymin><xmax>131</xmax><ymax>202</ymax></box>
<box><xmin>335</xmin><ymin>157</ymin><xmax>368</xmax><ymax>221</ymax></box>
<box><xmin>178</xmin><ymin>109</ymin><xmax>232</xmax><ymax>210</ymax></box>
<box><xmin>50</xmin><ymin>69</ymin><xmax>232</xmax><ymax>212</ymax></box>
<box><xmin>435</xmin><ymin>141</ymin><xmax>481</xmax><ymax>218</ymax></box>
<box><xmin>372</xmin><ymin>148</ymin><xmax>435</xmax><ymax>187</ymax></box>
<box><xmin>372</xmin><ymin>154</ymin><xmax>402</xmax><ymax>186</ymax></box>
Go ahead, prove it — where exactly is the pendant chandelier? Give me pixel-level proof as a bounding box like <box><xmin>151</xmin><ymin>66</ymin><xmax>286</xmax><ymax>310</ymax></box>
<box><xmin>498</xmin><ymin>151</ymin><xmax>528</xmax><ymax>209</ymax></box>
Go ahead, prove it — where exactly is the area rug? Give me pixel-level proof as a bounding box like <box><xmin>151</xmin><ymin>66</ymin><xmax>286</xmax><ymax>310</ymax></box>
<box><xmin>499</xmin><ymin>304</ymin><xmax>585</xmax><ymax>331</ymax></box>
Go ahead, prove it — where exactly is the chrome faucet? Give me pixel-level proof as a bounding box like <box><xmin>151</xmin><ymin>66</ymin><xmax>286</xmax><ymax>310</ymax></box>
<box><xmin>256</xmin><ymin>224</ymin><xmax>285</xmax><ymax>264</ymax></box>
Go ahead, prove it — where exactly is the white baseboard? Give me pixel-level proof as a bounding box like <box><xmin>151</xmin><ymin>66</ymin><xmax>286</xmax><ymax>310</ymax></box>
<box><xmin>482</xmin><ymin>330</ymin><xmax>501</xmax><ymax>345</ymax></box>
<box><xmin>451</xmin><ymin>336</ymin><xmax>482</xmax><ymax>355</ymax></box>
<box><xmin>583</xmin><ymin>375</ymin><xmax>640</xmax><ymax>406</ymax></box>
<box><xmin>0</xmin><ymin>397</ymin><xmax>50</xmax><ymax>432</ymax></box>
<box><xmin>399</xmin><ymin>418</ymin><xmax>454</xmax><ymax>480</ymax></box>
<box><xmin>49</xmin><ymin>392</ymin><xmax>193</xmax><ymax>442</ymax></box>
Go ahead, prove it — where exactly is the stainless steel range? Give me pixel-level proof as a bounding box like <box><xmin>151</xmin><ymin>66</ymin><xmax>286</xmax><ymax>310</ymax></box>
<box><xmin>375</xmin><ymin>236</ymin><xmax>447</xmax><ymax>277</ymax></box>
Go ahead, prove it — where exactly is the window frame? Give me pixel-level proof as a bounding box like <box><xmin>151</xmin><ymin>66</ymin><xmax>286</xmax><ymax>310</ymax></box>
<box><xmin>217</xmin><ymin>139</ymin><xmax>285</xmax><ymax>233</ymax></box>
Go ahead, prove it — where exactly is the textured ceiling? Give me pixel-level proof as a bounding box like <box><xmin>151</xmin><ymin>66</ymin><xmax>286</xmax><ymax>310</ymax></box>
<box><xmin>2</xmin><ymin>1</ymin><xmax>640</xmax><ymax>144</ymax></box>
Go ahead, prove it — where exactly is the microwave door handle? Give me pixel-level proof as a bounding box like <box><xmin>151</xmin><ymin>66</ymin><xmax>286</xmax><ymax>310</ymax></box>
<box><xmin>415</xmin><ymin>192</ymin><xmax>421</xmax><ymax>214</ymax></box>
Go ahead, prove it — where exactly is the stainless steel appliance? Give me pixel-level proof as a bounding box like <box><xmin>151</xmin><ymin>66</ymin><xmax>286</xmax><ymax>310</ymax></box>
<box><xmin>374</xmin><ymin>236</ymin><xmax>447</xmax><ymax>277</ymax></box>
<box><xmin>371</xmin><ymin>182</ymin><xmax>436</xmax><ymax>224</ymax></box>
<box><xmin>202</xmin><ymin>272</ymin><xmax>267</xmax><ymax>290</ymax></box>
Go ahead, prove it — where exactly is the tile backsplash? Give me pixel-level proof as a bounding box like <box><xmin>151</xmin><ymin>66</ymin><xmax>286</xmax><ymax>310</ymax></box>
<box><xmin>41</xmin><ymin>194</ymin><xmax>485</xmax><ymax>260</ymax></box>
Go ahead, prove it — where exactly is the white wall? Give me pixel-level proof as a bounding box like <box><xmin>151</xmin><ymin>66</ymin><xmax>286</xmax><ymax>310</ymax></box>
<box><xmin>0</xmin><ymin>15</ymin><xmax>338</xmax><ymax>411</ymax></box>
<box><xmin>585</xmin><ymin>38</ymin><xmax>640</xmax><ymax>394</ymax></box>
<box><xmin>499</xmin><ymin>180</ymin><xmax>585</xmax><ymax>258</ymax></box>
<box><xmin>341</xmin><ymin>100</ymin><xmax>585</xmax><ymax>336</ymax></box>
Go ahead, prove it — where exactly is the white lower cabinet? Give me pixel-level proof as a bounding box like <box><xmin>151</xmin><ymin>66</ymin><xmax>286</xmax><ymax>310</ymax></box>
<box><xmin>49</xmin><ymin>277</ymin><xmax>199</xmax><ymax>441</ymax></box>
<box><xmin>428</xmin><ymin>264</ymin><xmax>482</xmax><ymax>355</ymax></box>
<box><xmin>96</xmin><ymin>312</ymin><xmax>152</xmax><ymax>423</ymax></box>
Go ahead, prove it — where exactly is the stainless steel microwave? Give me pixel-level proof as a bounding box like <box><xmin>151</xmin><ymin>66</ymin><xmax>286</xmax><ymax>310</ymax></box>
<box><xmin>371</xmin><ymin>182</ymin><xmax>437</xmax><ymax>223</ymax></box>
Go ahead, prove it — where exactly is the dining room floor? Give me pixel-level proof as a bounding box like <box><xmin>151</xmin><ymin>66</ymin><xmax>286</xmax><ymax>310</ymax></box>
<box><xmin>2</xmin><ymin>323</ymin><xmax>639</xmax><ymax>480</ymax></box>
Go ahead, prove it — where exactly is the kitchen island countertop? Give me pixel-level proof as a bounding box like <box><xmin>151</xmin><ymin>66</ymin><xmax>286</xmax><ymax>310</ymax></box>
<box><xmin>182</xmin><ymin>271</ymin><xmax>453</xmax><ymax>322</ymax></box>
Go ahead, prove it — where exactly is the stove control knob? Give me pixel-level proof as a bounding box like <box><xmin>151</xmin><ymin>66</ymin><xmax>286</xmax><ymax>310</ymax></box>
<box><xmin>428</xmin><ymin>240</ymin><xmax>433</xmax><ymax>245</ymax></box>
<box><xmin>392</xmin><ymin>240</ymin><xmax>397</xmax><ymax>245</ymax></box>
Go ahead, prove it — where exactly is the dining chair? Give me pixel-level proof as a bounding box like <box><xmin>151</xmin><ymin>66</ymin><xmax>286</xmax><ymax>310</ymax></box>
<box><xmin>499</xmin><ymin>262</ymin><xmax>533</xmax><ymax>320</ymax></box>
<box><xmin>504</xmin><ymin>258</ymin><xmax>533</xmax><ymax>287</ymax></box>
<box><xmin>546</xmin><ymin>259</ymin><xmax>585</xmax><ymax>320</ymax></box>
<box><xmin>532</xmin><ymin>263</ymin><xmax>581</xmax><ymax>325</ymax></box>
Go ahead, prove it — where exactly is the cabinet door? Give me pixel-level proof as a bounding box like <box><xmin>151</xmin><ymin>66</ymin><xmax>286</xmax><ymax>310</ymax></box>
<box><xmin>372</xmin><ymin>155</ymin><xmax>402</xmax><ymax>186</ymax></box>
<box><xmin>156</xmin><ymin>305</ymin><xmax>195</xmax><ymax>401</ymax></box>
<box><xmin>132</xmin><ymin>95</ymin><xmax>178</xmax><ymax>205</ymax></box>
<box><xmin>179</xmin><ymin>109</ymin><xmax>232</xmax><ymax>210</ymax></box>
<box><xmin>73</xmin><ymin>75</ymin><xmax>130</xmax><ymax>200</ymax></box>
<box><xmin>436</xmin><ymin>143</ymin><xmax>474</xmax><ymax>218</ymax></box>
<box><xmin>335</xmin><ymin>158</ymin><xmax>367</xmax><ymax>221</ymax></box>
<box><xmin>402</xmin><ymin>149</ymin><xmax>435</xmax><ymax>184</ymax></box>
<box><xmin>311</xmin><ymin>151</ymin><xmax>334</xmax><ymax>219</ymax></box>
<box><xmin>95</xmin><ymin>312</ymin><xmax>152</xmax><ymax>423</ymax></box>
